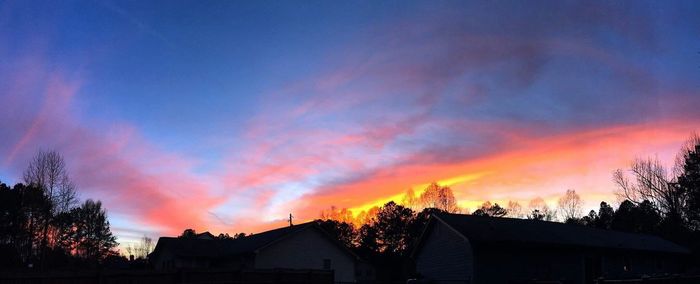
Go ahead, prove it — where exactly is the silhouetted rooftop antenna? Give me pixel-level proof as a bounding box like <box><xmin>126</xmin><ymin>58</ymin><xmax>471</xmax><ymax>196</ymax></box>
<box><xmin>289</xmin><ymin>213</ymin><xmax>293</xmax><ymax>227</ymax></box>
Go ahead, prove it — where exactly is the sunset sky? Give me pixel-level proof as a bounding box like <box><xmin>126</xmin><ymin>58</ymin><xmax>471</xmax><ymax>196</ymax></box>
<box><xmin>1</xmin><ymin>1</ymin><xmax>699</xmax><ymax>248</ymax></box>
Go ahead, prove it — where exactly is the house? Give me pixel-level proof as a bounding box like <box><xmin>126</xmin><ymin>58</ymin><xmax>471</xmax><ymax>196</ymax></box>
<box><xmin>149</xmin><ymin>221</ymin><xmax>373</xmax><ymax>283</ymax></box>
<box><xmin>412</xmin><ymin>213</ymin><xmax>690</xmax><ymax>284</ymax></box>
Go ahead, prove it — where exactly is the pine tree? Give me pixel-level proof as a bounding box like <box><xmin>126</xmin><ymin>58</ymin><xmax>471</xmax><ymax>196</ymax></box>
<box><xmin>680</xmin><ymin>143</ymin><xmax>700</xmax><ymax>230</ymax></box>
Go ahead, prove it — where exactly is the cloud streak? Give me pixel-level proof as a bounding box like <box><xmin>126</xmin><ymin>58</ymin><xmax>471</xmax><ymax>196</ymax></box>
<box><xmin>0</xmin><ymin>52</ymin><xmax>224</xmax><ymax>238</ymax></box>
<box><xmin>1</xmin><ymin>1</ymin><xmax>699</xmax><ymax>240</ymax></box>
<box><xmin>216</xmin><ymin>1</ymin><xmax>700</xmax><ymax>226</ymax></box>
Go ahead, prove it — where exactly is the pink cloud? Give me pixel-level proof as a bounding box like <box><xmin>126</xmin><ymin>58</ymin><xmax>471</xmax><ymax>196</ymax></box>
<box><xmin>0</xmin><ymin>57</ymin><xmax>223</xmax><ymax>236</ymax></box>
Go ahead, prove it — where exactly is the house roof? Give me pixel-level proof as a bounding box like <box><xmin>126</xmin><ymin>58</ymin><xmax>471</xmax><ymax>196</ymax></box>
<box><xmin>195</xmin><ymin>231</ymin><xmax>216</xmax><ymax>240</ymax></box>
<box><xmin>150</xmin><ymin>221</ymin><xmax>360</xmax><ymax>260</ymax></box>
<box><xmin>416</xmin><ymin>213</ymin><xmax>689</xmax><ymax>255</ymax></box>
<box><xmin>150</xmin><ymin>236</ymin><xmax>232</xmax><ymax>258</ymax></box>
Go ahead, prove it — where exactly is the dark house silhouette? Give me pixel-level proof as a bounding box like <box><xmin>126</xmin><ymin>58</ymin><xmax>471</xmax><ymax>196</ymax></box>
<box><xmin>149</xmin><ymin>222</ymin><xmax>373</xmax><ymax>283</ymax></box>
<box><xmin>412</xmin><ymin>213</ymin><xmax>689</xmax><ymax>284</ymax></box>
<box><xmin>194</xmin><ymin>231</ymin><xmax>216</xmax><ymax>240</ymax></box>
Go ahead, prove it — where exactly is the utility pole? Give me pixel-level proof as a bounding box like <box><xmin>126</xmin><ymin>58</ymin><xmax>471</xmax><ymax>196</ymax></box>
<box><xmin>289</xmin><ymin>213</ymin><xmax>293</xmax><ymax>227</ymax></box>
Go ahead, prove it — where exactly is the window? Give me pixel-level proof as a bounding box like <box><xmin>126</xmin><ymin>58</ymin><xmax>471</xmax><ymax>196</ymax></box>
<box><xmin>323</xmin><ymin>259</ymin><xmax>331</xmax><ymax>270</ymax></box>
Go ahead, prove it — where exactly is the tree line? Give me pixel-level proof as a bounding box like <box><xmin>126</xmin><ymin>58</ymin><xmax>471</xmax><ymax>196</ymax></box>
<box><xmin>0</xmin><ymin>150</ymin><xmax>118</xmax><ymax>269</ymax></box>
<box><xmin>177</xmin><ymin>228</ymin><xmax>247</xmax><ymax>240</ymax></box>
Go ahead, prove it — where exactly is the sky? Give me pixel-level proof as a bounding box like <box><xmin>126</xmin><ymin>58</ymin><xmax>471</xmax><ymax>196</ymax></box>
<box><xmin>1</xmin><ymin>0</ymin><xmax>699</xmax><ymax>248</ymax></box>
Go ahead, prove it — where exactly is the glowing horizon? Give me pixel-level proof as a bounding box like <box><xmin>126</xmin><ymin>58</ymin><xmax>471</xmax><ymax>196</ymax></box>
<box><xmin>1</xmin><ymin>1</ymin><xmax>699</xmax><ymax>250</ymax></box>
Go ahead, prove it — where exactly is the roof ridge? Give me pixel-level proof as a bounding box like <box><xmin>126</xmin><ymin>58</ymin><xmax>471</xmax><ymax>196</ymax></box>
<box><xmin>435</xmin><ymin>212</ymin><xmax>689</xmax><ymax>254</ymax></box>
<box><xmin>438</xmin><ymin>212</ymin><xmax>671</xmax><ymax>240</ymax></box>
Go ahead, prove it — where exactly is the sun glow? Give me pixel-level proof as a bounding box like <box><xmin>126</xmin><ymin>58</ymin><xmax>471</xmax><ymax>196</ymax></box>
<box><xmin>346</xmin><ymin>172</ymin><xmax>489</xmax><ymax>217</ymax></box>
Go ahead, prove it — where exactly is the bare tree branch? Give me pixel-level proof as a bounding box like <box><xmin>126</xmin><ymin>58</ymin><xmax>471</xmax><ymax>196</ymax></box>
<box><xmin>558</xmin><ymin>189</ymin><xmax>583</xmax><ymax>221</ymax></box>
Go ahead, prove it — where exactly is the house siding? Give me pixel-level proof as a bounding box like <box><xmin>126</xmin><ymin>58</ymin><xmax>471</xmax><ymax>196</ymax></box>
<box><xmin>415</xmin><ymin>221</ymin><xmax>473</xmax><ymax>284</ymax></box>
<box><xmin>255</xmin><ymin>227</ymin><xmax>358</xmax><ymax>283</ymax></box>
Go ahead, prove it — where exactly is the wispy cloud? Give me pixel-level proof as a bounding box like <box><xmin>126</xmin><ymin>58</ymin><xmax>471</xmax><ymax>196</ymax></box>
<box><xmin>214</xmin><ymin>1</ymin><xmax>700</xmax><ymax>225</ymax></box>
<box><xmin>1</xmin><ymin>1</ymin><xmax>698</xmax><ymax>240</ymax></box>
<box><xmin>95</xmin><ymin>0</ymin><xmax>174</xmax><ymax>48</ymax></box>
<box><xmin>0</xmin><ymin>51</ymin><xmax>223</xmax><ymax>237</ymax></box>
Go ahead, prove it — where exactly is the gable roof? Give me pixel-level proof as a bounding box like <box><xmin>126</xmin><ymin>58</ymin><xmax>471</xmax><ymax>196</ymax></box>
<box><xmin>196</xmin><ymin>231</ymin><xmax>216</xmax><ymax>240</ymax></box>
<box><xmin>414</xmin><ymin>213</ymin><xmax>689</xmax><ymax>256</ymax></box>
<box><xmin>150</xmin><ymin>236</ymin><xmax>231</xmax><ymax>258</ymax></box>
<box><xmin>150</xmin><ymin>221</ymin><xmax>360</xmax><ymax>260</ymax></box>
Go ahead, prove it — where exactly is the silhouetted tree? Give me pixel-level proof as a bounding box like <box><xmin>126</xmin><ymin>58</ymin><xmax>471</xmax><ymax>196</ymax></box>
<box><xmin>636</xmin><ymin>200</ymin><xmax>662</xmax><ymax>233</ymax></box>
<box><xmin>0</xmin><ymin>153</ymin><xmax>119</xmax><ymax>269</ymax></box>
<box><xmin>23</xmin><ymin>150</ymin><xmax>77</xmax><ymax>265</ymax></box>
<box><xmin>233</xmin><ymin>232</ymin><xmax>246</xmax><ymax>239</ymax></box>
<box><xmin>0</xmin><ymin>182</ymin><xmax>51</xmax><ymax>263</ymax></box>
<box><xmin>355</xmin><ymin>206</ymin><xmax>380</xmax><ymax>226</ymax></box>
<box><xmin>319</xmin><ymin>206</ymin><xmax>354</xmax><ymax>224</ymax></box>
<box><xmin>216</xmin><ymin>233</ymin><xmax>233</xmax><ymax>240</ymax></box>
<box><xmin>606</xmin><ymin>200</ymin><xmax>660</xmax><ymax>234</ymax></box>
<box><xmin>179</xmin><ymin>229</ymin><xmax>197</xmax><ymax>238</ymax></box>
<box><xmin>528</xmin><ymin>209</ymin><xmax>544</xmax><ymax>220</ymax></box>
<box><xmin>356</xmin><ymin>223</ymin><xmax>380</xmax><ymax>255</ymax></box>
<box><xmin>53</xmin><ymin>210</ymin><xmax>77</xmax><ymax>256</ymax></box>
<box><xmin>611</xmin><ymin>200</ymin><xmax>638</xmax><ymax>232</ymax></box>
<box><xmin>354</xmin><ymin>202</ymin><xmax>417</xmax><ymax>282</ymax></box>
<box><xmin>419</xmin><ymin>182</ymin><xmax>460</xmax><ymax>213</ymax></box>
<box><xmin>678</xmin><ymin>135</ymin><xmax>700</xmax><ymax>230</ymax></box>
<box><xmin>373</xmin><ymin>201</ymin><xmax>414</xmax><ymax>254</ymax></box>
<box><xmin>0</xmin><ymin>182</ymin><xmax>43</xmax><ymax>266</ymax></box>
<box><xmin>614</xmin><ymin>158</ymin><xmax>684</xmax><ymax>225</ymax></box>
<box><xmin>23</xmin><ymin>150</ymin><xmax>77</xmax><ymax>214</ymax></box>
<box><xmin>580</xmin><ymin>210</ymin><xmax>598</xmax><ymax>227</ymax></box>
<box><xmin>558</xmin><ymin>189</ymin><xmax>583</xmax><ymax>222</ymax></box>
<box><xmin>65</xmin><ymin>200</ymin><xmax>118</xmax><ymax>262</ymax></box>
<box><xmin>0</xmin><ymin>182</ymin><xmax>21</xmax><ymax>256</ymax></box>
<box><xmin>527</xmin><ymin>197</ymin><xmax>555</xmax><ymax>221</ymax></box>
<box><xmin>316</xmin><ymin>219</ymin><xmax>355</xmax><ymax>249</ymax></box>
<box><xmin>613</xmin><ymin>133</ymin><xmax>700</xmax><ymax>238</ymax></box>
<box><xmin>136</xmin><ymin>236</ymin><xmax>154</xmax><ymax>259</ymax></box>
<box><xmin>506</xmin><ymin>200</ymin><xmax>523</xmax><ymax>218</ymax></box>
<box><xmin>401</xmin><ymin>188</ymin><xmax>420</xmax><ymax>211</ymax></box>
<box><xmin>595</xmin><ymin>201</ymin><xmax>615</xmax><ymax>229</ymax></box>
<box><xmin>472</xmin><ymin>201</ymin><xmax>507</xmax><ymax>217</ymax></box>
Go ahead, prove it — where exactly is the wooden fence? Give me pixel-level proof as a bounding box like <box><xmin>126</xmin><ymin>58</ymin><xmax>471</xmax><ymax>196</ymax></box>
<box><xmin>0</xmin><ymin>268</ymin><xmax>334</xmax><ymax>284</ymax></box>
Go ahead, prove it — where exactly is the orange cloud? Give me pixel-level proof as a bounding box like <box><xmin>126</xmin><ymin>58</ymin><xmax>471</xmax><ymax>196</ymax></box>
<box><xmin>289</xmin><ymin>120</ymin><xmax>698</xmax><ymax>220</ymax></box>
